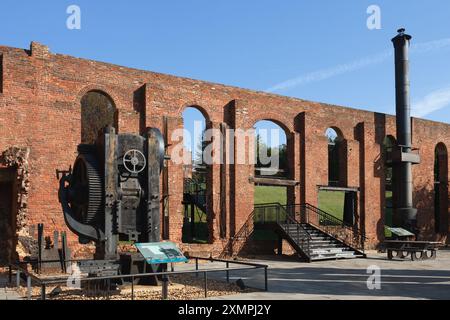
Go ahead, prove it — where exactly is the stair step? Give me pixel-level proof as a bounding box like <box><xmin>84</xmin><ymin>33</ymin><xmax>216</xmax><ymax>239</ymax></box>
<box><xmin>310</xmin><ymin>253</ymin><xmax>360</xmax><ymax>261</ymax></box>
<box><xmin>276</xmin><ymin>220</ymin><xmax>364</xmax><ymax>262</ymax></box>
<box><xmin>309</xmin><ymin>244</ymin><xmax>347</xmax><ymax>249</ymax></box>
<box><xmin>311</xmin><ymin>248</ymin><xmax>349</xmax><ymax>254</ymax></box>
<box><xmin>289</xmin><ymin>238</ymin><xmax>338</xmax><ymax>244</ymax></box>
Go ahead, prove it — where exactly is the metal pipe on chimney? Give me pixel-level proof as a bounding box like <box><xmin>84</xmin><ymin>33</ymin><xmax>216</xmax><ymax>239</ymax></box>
<box><xmin>391</xmin><ymin>28</ymin><xmax>418</xmax><ymax>231</ymax></box>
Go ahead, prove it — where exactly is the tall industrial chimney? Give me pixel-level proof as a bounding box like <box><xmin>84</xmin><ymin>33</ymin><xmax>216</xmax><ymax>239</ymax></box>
<box><xmin>391</xmin><ymin>28</ymin><xmax>421</xmax><ymax>232</ymax></box>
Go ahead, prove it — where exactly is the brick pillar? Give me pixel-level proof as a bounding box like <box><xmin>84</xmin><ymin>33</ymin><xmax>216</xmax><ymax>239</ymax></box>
<box><xmin>164</xmin><ymin>116</ymin><xmax>185</xmax><ymax>243</ymax></box>
<box><xmin>229</xmin><ymin>100</ymin><xmax>254</xmax><ymax>236</ymax></box>
<box><xmin>287</xmin><ymin>131</ymin><xmax>301</xmax><ymax>206</ymax></box>
<box><xmin>361</xmin><ymin>121</ymin><xmax>384</xmax><ymax>246</ymax></box>
<box><xmin>207</xmin><ymin>121</ymin><xmax>222</xmax><ymax>242</ymax></box>
<box><xmin>145</xmin><ymin>84</ymin><xmax>185</xmax><ymax>243</ymax></box>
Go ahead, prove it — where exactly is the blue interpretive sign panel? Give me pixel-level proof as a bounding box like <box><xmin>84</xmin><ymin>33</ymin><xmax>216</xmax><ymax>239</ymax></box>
<box><xmin>135</xmin><ymin>242</ymin><xmax>188</xmax><ymax>264</ymax></box>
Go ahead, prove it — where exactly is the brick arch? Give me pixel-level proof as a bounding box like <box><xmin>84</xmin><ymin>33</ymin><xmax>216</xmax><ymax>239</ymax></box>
<box><xmin>384</xmin><ymin>135</ymin><xmax>397</xmax><ymax>144</ymax></box>
<box><xmin>180</xmin><ymin>104</ymin><xmax>215</xmax><ymax>244</ymax></box>
<box><xmin>180</xmin><ymin>103</ymin><xmax>212</xmax><ymax>125</ymax></box>
<box><xmin>78</xmin><ymin>87</ymin><xmax>119</xmax><ymax>143</ymax></box>
<box><xmin>317</xmin><ymin>119</ymin><xmax>357</xmax><ymax>142</ymax></box>
<box><xmin>253</xmin><ymin>118</ymin><xmax>292</xmax><ymax>136</ymax></box>
<box><xmin>247</xmin><ymin>110</ymin><xmax>294</xmax><ymax>134</ymax></box>
<box><xmin>325</xmin><ymin>126</ymin><xmax>348</xmax><ymax>187</ymax></box>
<box><xmin>75</xmin><ymin>85</ymin><xmax>120</xmax><ymax>110</ymax></box>
<box><xmin>436</xmin><ymin>142</ymin><xmax>448</xmax><ymax>156</ymax></box>
<box><xmin>252</xmin><ymin>117</ymin><xmax>296</xmax><ymax>209</ymax></box>
<box><xmin>327</xmin><ymin>126</ymin><xmax>345</xmax><ymax>141</ymax></box>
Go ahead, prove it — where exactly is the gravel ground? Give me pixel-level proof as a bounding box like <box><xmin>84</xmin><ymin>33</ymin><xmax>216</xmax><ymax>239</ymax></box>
<box><xmin>15</xmin><ymin>274</ymin><xmax>254</xmax><ymax>300</ymax></box>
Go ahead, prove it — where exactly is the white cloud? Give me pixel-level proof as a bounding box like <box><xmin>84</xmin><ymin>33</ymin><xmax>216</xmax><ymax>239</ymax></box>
<box><xmin>412</xmin><ymin>86</ymin><xmax>450</xmax><ymax>118</ymax></box>
<box><xmin>265</xmin><ymin>50</ymin><xmax>392</xmax><ymax>92</ymax></box>
<box><xmin>266</xmin><ymin>37</ymin><xmax>450</xmax><ymax>93</ymax></box>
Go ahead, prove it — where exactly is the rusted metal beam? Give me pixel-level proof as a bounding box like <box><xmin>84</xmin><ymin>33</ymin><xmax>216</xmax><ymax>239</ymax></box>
<box><xmin>249</xmin><ymin>176</ymin><xmax>299</xmax><ymax>187</ymax></box>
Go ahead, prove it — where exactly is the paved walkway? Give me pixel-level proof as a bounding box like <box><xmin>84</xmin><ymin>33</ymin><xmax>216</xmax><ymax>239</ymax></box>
<box><xmin>177</xmin><ymin>250</ymin><xmax>450</xmax><ymax>300</ymax></box>
<box><xmin>0</xmin><ymin>276</ymin><xmax>21</xmax><ymax>300</ymax></box>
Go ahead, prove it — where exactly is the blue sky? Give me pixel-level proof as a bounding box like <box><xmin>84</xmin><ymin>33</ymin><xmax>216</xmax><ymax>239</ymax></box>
<box><xmin>1</xmin><ymin>1</ymin><xmax>450</xmax><ymax>150</ymax></box>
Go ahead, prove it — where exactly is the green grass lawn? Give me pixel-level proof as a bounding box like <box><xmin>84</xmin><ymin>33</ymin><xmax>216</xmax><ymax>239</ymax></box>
<box><xmin>253</xmin><ymin>186</ymin><xmax>287</xmax><ymax>240</ymax></box>
<box><xmin>252</xmin><ymin>186</ymin><xmax>395</xmax><ymax>238</ymax></box>
<box><xmin>318</xmin><ymin>190</ymin><xmax>345</xmax><ymax>220</ymax></box>
<box><xmin>254</xmin><ymin>186</ymin><xmax>287</xmax><ymax>205</ymax></box>
<box><xmin>254</xmin><ymin>187</ymin><xmax>347</xmax><ymax>222</ymax></box>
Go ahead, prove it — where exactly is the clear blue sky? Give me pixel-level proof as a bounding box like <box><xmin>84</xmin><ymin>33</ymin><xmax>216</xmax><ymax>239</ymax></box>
<box><xmin>1</xmin><ymin>1</ymin><xmax>450</xmax><ymax>151</ymax></box>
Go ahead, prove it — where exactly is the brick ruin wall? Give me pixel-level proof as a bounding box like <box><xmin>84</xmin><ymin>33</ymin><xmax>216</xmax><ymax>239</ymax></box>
<box><xmin>0</xmin><ymin>42</ymin><xmax>449</xmax><ymax>260</ymax></box>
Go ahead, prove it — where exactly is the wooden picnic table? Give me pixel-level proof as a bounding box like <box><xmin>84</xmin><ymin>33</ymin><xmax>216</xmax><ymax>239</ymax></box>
<box><xmin>383</xmin><ymin>240</ymin><xmax>445</xmax><ymax>261</ymax></box>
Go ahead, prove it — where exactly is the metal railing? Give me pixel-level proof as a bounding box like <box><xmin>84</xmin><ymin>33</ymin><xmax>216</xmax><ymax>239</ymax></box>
<box><xmin>253</xmin><ymin>203</ymin><xmax>312</xmax><ymax>258</ymax></box>
<box><xmin>220</xmin><ymin>208</ymin><xmax>257</xmax><ymax>258</ymax></box>
<box><xmin>8</xmin><ymin>257</ymin><xmax>268</xmax><ymax>300</ymax></box>
<box><xmin>184</xmin><ymin>178</ymin><xmax>206</xmax><ymax>195</ymax></box>
<box><xmin>285</xmin><ymin>203</ymin><xmax>367</xmax><ymax>253</ymax></box>
<box><xmin>221</xmin><ymin>203</ymin><xmax>315</xmax><ymax>259</ymax></box>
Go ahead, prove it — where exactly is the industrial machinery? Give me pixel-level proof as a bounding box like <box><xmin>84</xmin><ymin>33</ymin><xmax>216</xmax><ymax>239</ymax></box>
<box><xmin>58</xmin><ymin>126</ymin><xmax>165</xmax><ymax>277</ymax></box>
<box><xmin>391</xmin><ymin>28</ymin><xmax>421</xmax><ymax>232</ymax></box>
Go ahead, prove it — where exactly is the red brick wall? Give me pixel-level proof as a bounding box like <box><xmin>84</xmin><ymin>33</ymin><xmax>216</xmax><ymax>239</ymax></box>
<box><xmin>0</xmin><ymin>42</ymin><xmax>449</xmax><ymax>257</ymax></box>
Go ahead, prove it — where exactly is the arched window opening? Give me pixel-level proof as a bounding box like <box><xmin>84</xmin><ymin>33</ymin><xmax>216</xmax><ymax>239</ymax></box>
<box><xmin>81</xmin><ymin>91</ymin><xmax>117</xmax><ymax>144</ymax></box>
<box><xmin>326</xmin><ymin>128</ymin><xmax>346</xmax><ymax>187</ymax></box>
<box><xmin>182</xmin><ymin>107</ymin><xmax>210</xmax><ymax>244</ymax></box>
<box><xmin>253</xmin><ymin>120</ymin><xmax>289</xmax><ymax>242</ymax></box>
<box><xmin>318</xmin><ymin>128</ymin><xmax>352</xmax><ymax>223</ymax></box>
<box><xmin>254</xmin><ymin>120</ymin><xmax>289</xmax><ymax>206</ymax></box>
<box><xmin>434</xmin><ymin>143</ymin><xmax>448</xmax><ymax>234</ymax></box>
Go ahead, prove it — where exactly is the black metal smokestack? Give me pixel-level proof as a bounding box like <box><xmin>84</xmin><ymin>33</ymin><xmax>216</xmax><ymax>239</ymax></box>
<box><xmin>391</xmin><ymin>28</ymin><xmax>420</xmax><ymax>231</ymax></box>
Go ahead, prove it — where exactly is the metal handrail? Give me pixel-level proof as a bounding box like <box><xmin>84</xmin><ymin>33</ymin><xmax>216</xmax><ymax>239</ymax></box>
<box><xmin>304</xmin><ymin>203</ymin><xmax>367</xmax><ymax>239</ymax></box>
<box><xmin>303</xmin><ymin>204</ymin><xmax>350</xmax><ymax>226</ymax></box>
<box><xmin>287</xmin><ymin>203</ymin><xmax>367</xmax><ymax>253</ymax></box>
<box><xmin>9</xmin><ymin>257</ymin><xmax>268</xmax><ymax>300</ymax></box>
<box><xmin>254</xmin><ymin>203</ymin><xmax>313</xmax><ymax>258</ymax></box>
<box><xmin>184</xmin><ymin>178</ymin><xmax>206</xmax><ymax>195</ymax></box>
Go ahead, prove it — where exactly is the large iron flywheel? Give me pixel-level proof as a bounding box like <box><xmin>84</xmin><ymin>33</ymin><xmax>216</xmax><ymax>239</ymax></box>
<box><xmin>68</xmin><ymin>149</ymin><xmax>103</xmax><ymax>225</ymax></box>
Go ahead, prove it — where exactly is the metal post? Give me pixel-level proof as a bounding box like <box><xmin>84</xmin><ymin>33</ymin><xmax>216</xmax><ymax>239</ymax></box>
<box><xmin>204</xmin><ymin>272</ymin><xmax>208</xmax><ymax>298</ymax></box>
<box><xmin>16</xmin><ymin>270</ymin><xmax>20</xmax><ymax>287</ymax></box>
<box><xmin>195</xmin><ymin>258</ymin><xmax>199</xmax><ymax>278</ymax></box>
<box><xmin>226</xmin><ymin>262</ymin><xmax>229</xmax><ymax>283</ymax></box>
<box><xmin>264</xmin><ymin>267</ymin><xmax>268</xmax><ymax>292</ymax></box>
<box><xmin>162</xmin><ymin>264</ymin><xmax>168</xmax><ymax>300</ymax></box>
<box><xmin>131</xmin><ymin>276</ymin><xmax>134</xmax><ymax>300</ymax></box>
<box><xmin>190</xmin><ymin>201</ymin><xmax>196</xmax><ymax>239</ymax></box>
<box><xmin>8</xmin><ymin>265</ymin><xmax>12</xmax><ymax>285</ymax></box>
<box><xmin>38</xmin><ymin>223</ymin><xmax>43</xmax><ymax>274</ymax></box>
<box><xmin>61</xmin><ymin>231</ymin><xmax>67</xmax><ymax>273</ymax></box>
<box><xmin>27</xmin><ymin>276</ymin><xmax>31</xmax><ymax>300</ymax></box>
<box><xmin>41</xmin><ymin>284</ymin><xmax>46</xmax><ymax>301</ymax></box>
<box><xmin>277</xmin><ymin>234</ymin><xmax>283</xmax><ymax>256</ymax></box>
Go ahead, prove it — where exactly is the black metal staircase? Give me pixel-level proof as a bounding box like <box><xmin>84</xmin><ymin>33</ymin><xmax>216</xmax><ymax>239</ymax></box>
<box><xmin>222</xmin><ymin>203</ymin><xmax>366</xmax><ymax>262</ymax></box>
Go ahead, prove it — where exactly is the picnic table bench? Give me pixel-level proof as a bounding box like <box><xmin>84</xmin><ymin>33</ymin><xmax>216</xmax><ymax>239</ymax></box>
<box><xmin>383</xmin><ymin>240</ymin><xmax>444</xmax><ymax>261</ymax></box>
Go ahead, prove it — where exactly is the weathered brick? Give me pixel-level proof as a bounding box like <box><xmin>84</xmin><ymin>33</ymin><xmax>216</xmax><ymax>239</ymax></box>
<box><xmin>0</xmin><ymin>42</ymin><xmax>448</xmax><ymax>259</ymax></box>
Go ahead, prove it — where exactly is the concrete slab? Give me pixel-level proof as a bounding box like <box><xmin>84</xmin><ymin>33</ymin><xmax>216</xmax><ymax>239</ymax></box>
<box><xmin>176</xmin><ymin>250</ymin><xmax>450</xmax><ymax>300</ymax></box>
